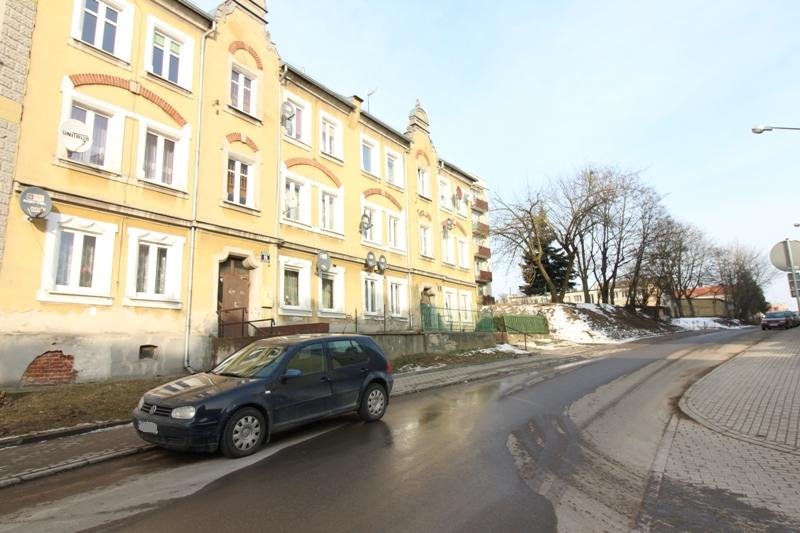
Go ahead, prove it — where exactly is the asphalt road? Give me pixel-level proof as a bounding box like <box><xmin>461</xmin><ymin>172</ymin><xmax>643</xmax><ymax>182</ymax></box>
<box><xmin>0</xmin><ymin>328</ymin><xmax>761</xmax><ymax>533</ymax></box>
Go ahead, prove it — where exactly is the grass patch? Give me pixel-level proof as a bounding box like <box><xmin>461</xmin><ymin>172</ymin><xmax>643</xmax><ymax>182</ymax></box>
<box><xmin>393</xmin><ymin>347</ymin><xmax>527</xmax><ymax>373</ymax></box>
<box><xmin>0</xmin><ymin>377</ymin><xmax>178</xmax><ymax>437</ymax></box>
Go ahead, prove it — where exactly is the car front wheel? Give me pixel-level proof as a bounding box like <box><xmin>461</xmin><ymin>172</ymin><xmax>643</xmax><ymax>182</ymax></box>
<box><xmin>220</xmin><ymin>407</ymin><xmax>267</xmax><ymax>458</ymax></box>
<box><xmin>359</xmin><ymin>383</ymin><xmax>387</xmax><ymax>422</ymax></box>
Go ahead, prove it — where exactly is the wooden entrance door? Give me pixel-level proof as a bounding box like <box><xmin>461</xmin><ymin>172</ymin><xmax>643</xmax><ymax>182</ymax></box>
<box><xmin>218</xmin><ymin>257</ymin><xmax>250</xmax><ymax>337</ymax></box>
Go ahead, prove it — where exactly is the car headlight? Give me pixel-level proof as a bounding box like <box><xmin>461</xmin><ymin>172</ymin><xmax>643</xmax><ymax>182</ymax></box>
<box><xmin>171</xmin><ymin>406</ymin><xmax>196</xmax><ymax>420</ymax></box>
<box><xmin>137</xmin><ymin>397</ymin><xmax>144</xmax><ymax>411</ymax></box>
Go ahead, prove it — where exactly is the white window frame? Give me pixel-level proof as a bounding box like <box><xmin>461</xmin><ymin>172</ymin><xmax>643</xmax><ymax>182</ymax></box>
<box><xmin>361</xmin><ymin>272</ymin><xmax>384</xmax><ymax>316</ymax></box>
<box><xmin>439</xmin><ymin>177</ymin><xmax>453</xmax><ymax>212</ymax></box>
<box><xmin>224</xmin><ymin>154</ymin><xmax>256</xmax><ymax>209</ymax></box>
<box><xmin>319</xmin><ymin>111</ymin><xmax>343</xmax><ymax>160</ymax></box>
<box><xmin>458</xmin><ymin>290</ymin><xmax>473</xmax><ymax>323</ymax></box>
<box><xmin>70</xmin><ymin>0</ymin><xmax>134</xmax><ymax>63</ymax></box>
<box><xmin>360</xmin><ymin>134</ymin><xmax>379</xmax><ymax>178</ymax></box>
<box><xmin>457</xmin><ymin>238</ymin><xmax>469</xmax><ymax>268</ymax></box>
<box><xmin>456</xmin><ymin>188</ymin><xmax>469</xmax><ymax>217</ymax></box>
<box><xmin>281</xmin><ymin>172</ymin><xmax>312</xmax><ymax>226</ymax></box>
<box><xmin>145</xmin><ymin>16</ymin><xmax>194</xmax><ymax>90</ymax></box>
<box><xmin>385</xmin><ymin>148</ymin><xmax>404</xmax><ymax>187</ymax></box>
<box><xmin>135</xmin><ymin>118</ymin><xmax>189</xmax><ymax>191</ymax></box>
<box><xmin>124</xmin><ymin>227</ymin><xmax>185</xmax><ymax>308</ymax></box>
<box><xmin>387</xmin><ymin>213</ymin><xmax>406</xmax><ymax>252</ymax></box>
<box><xmin>417</xmin><ymin>167</ymin><xmax>431</xmax><ymax>198</ymax></box>
<box><xmin>420</xmin><ymin>225</ymin><xmax>433</xmax><ymax>258</ymax></box>
<box><xmin>318</xmin><ymin>266</ymin><xmax>346</xmax><ymax>317</ymax></box>
<box><xmin>283</xmin><ymin>92</ymin><xmax>311</xmax><ymax>146</ymax></box>
<box><xmin>387</xmin><ymin>276</ymin><xmax>408</xmax><ymax>318</ymax></box>
<box><xmin>230</xmin><ymin>62</ymin><xmax>259</xmax><ymax>118</ymax></box>
<box><xmin>38</xmin><ymin>213</ymin><xmax>118</xmax><ymax>305</ymax></box>
<box><xmin>59</xmin><ymin>90</ymin><xmax>126</xmax><ymax>175</ymax></box>
<box><xmin>279</xmin><ymin>256</ymin><xmax>312</xmax><ymax>316</ymax></box>
<box><xmin>443</xmin><ymin>288</ymin><xmax>458</xmax><ymax>322</ymax></box>
<box><xmin>442</xmin><ymin>233</ymin><xmax>455</xmax><ymax>265</ymax></box>
<box><xmin>361</xmin><ymin>204</ymin><xmax>381</xmax><ymax>246</ymax></box>
<box><xmin>319</xmin><ymin>187</ymin><xmax>343</xmax><ymax>234</ymax></box>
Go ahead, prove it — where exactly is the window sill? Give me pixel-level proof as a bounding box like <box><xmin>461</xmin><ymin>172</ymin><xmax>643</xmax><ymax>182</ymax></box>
<box><xmin>386</xmin><ymin>181</ymin><xmax>405</xmax><ymax>193</ymax></box>
<box><xmin>281</xmin><ymin>218</ymin><xmax>313</xmax><ymax>230</ymax></box>
<box><xmin>123</xmin><ymin>296</ymin><xmax>182</xmax><ymax>309</ymax></box>
<box><xmin>69</xmin><ymin>39</ymin><xmax>131</xmax><ymax>70</ymax></box>
<box><xmin>318</xmin><ymin>310</ymin><xmax>347</xmax><ymax>319</ymax></box>
<box><xmin>440</xmin><ymin>206</ymin><xmax>454</xmax><ymax>213</ymax></box>
<box><xmin>279</xmin><ymin>306</ymin><xmax>313</xmax><ymax>317</ymax></box>
<box><xmin>221</xmin><ymin>201</ymin><xmax>261</xmax><ymax>216</ymax></box>
<box><xmin>361</xmin><ymin>170</ymin><xmax>381</xmax><ymax>181</ymax></box>
<box><xmin>362</xmin><ymin>313</ymin><xmax>385</xmax><ymax>320</ymax></box>
<box><xmin>139</xmin><ymin>178</ymin><xmax>189</xmax><ymax>197</ymax></box>
<box><xmin>56</xmin><ymin>157</ymin><xmax>121</xmax><ymax>179</ymax></box>
<box><xmin>362</xmin><ymin>239</ymin><xmax>384</xmax><ymax>248</ymax></box>
<box><xmin>144</xmin><ymin>71</ymin><xmax>193</xmax><ymax>97</ymax></box>
<box><xmin>37</xmin><ymin>289</ymin><xmax>113</xmax><ymax>306</ymax></box>
<box><xmin>420</xmin><ymin>254</ymin><xmax>436</xmax><ymax>262</ymax></box>
<box><xmin>319</xmin><ymin>152</ymin><xmax>344</xmax><ymax>166</ymax></box>
<box><xmin>389</xmin><ymin>314</ymin><xmax>409</xmax><ymax>321</ymax></box>
<box><xmin>418</xmin><ymin>193</ymin><xmax>432</xmax><ymax>202</ymax></box>
<box><xmin>319</xmin><ymin>228</ymin><xmax>345</xmax><ymax>239</ymax></box>
<box><xmin>224</xmin><ymin>105</ymin><xmax>262</xmax><ymax>125</ymax></box>
<box><xmin>283</xmin><ymin>135</ymin><xmax>311</xmax><ymax>151</ymax></box>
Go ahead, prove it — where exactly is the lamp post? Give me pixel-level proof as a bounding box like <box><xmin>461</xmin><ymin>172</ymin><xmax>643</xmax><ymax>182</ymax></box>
<box><xmin>753</xmin><ymin>125</ymin><xmax>800</xmax><ymax>310</ymax></box>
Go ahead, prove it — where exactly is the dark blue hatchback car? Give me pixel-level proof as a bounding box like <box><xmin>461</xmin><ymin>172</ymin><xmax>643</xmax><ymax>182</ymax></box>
<box><xmin>132</xmin><ymin>334</ymin><xmax>394</xmax><ymax>458</ymax></box>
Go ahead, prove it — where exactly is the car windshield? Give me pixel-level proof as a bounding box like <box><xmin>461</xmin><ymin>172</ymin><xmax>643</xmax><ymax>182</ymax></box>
<box><xmin>765</xmin><ymin>312</ymin><xmax>787</xmax><ymax>318</ymax></box>
<box><xmin>211</xmin><ymin>344</ymin><xmax>285</xmax><ymax>378</ymax></box>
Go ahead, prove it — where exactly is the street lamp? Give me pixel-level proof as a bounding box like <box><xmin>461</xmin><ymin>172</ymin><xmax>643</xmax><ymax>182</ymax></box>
<box><xmin>751</xmin><ymin>125</ymin><xmax>800</xmax><ymax>134</ymax></box>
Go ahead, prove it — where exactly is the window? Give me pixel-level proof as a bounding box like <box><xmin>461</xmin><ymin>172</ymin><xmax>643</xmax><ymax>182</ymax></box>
<box><xmin>38</xmin><ymin>214</ymin><xmax>117</xmax><ymax>305</ymax></box>
<box><xmin>145</xmin><ymin>16</ymin><xmax>194</xmax><ymax>90</ymax></box>
<box><xmin>388</xmin><ymin>215</ymin><xmax>401</xmax><ymax>250</ymax></box>
<box><xmin>320</xmin><ymin>114</ymin><xmax>342</xmax><ymax>159</ymax></box>
<box><xmin>443</xmin><ymin>290</ymin><xmax>457</xmax><ymax>321</ymax></box>
<box><xmin>442</xmin><ymin>234</ymin><xmax>455</xmax><ymax>265</ymax></box>
<box><xmin>231</xmin><ymin>69</ymin><xmax>255</xmax><ymax>115</ymax></box>
<box><xmin>439</xmin><ymin>178</ymin><xmax>452</xmax><ymax>211</ymax></box>
<box><xmin>417</xmin><ymin>168</ymin><xmax>430</xmax><ymax>198</ymax></box>
<box><xmin>387</xmin><ymin>277</ymin><xmax>408</xmax><ymax>317</ymax></box>
<box><xmin>125</xmin><ymin>228</ymin><xmax>185</xmax><ymax>307</ymax></box>
<box><xmin>68</xmin><ymin>104</ymin><xmax>109</xmax><ymax>167</ymax></box>
<box><xmin>283</xmin><ymin>95</ymin><xmax>310</xmax><ymax>145</ymax></box>
<box><xmin>456</xmin><ymin>189</ymin><xmax>469</xmax><ymax>217</ymax></box>
<box><xmin>362</xmin><ymin>206</ymin><xmax>379</xmax><ymax>244</ymax></box>
<box><xmin>362</xmin><ymin>274</ymin><xmax>383</xmax><ymax>315</ymax></box>
<box><xmin>385</xmin><ymin>149</ymin><xmax>403</xmax><ymax>187</ymax></box>
<box><xmin>226</xmin><ymin>158</ymin><xmax>252</xmax><ymax>207</ymax></box>
<box><xmin>329</xmin><ymin>340</ymin><xmax>369</xmax><ymax>369</ymax></box>
<box><xmin>143</xmin><ymin>130</ymin><xmax>175</xmax><ymax>186</ymax></box>
<box><xmin>458</xmin><ymin>239</ymin><xmax>469</xmax><ymax>268</ymax></box>
<box><xmin>279</xmin><ymin>256</ymin><xmax>312</xmax><ymax>315</ymax></box>
<box><xmin>420</xmin><ymin>226</ymin><xmax>432</xmax><ymax>257</ymax></box>
<box><xmin>71</xmin><ymin>0</ymin><xmax>133</xmax><ymax>62</ymax></box>
<box><xmin>318</xmin><ymin>266</ymin><xmax>345</xmax><ymax>315</ymax></box>
<box><xmin>284</xmin><ymin>180</ymin><xmax>301</xmax><ymax>221</ymax></box>
<box><xmin>361</xmin><ymin>137</ymin><xmax>377</xmax><ymax>176</ymax></box>
<box><xmin>286</xmin><ymin>343</ymin><xmax>325</xmax><ymax>375</ymax></box>
<box><xmin>320</xmin><ymin>191</ymin><xmax>338</xmax><ymax>232</ymax></box>
<box><xmin>458</xmin><ymin>291</ymin><xmax>472</xmax><ymax>323</ymax></box>
<box><xmin>151</xmin><ymin>31</ymin><xmax>180</xmax><ymax>84</ymax></box>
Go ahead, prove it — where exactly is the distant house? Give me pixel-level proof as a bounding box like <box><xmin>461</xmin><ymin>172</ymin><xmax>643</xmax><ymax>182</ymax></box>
<box><xmin>673</xmin><ymin>285</ymin><xmax>730</xmax><ymax>318</ymax></box>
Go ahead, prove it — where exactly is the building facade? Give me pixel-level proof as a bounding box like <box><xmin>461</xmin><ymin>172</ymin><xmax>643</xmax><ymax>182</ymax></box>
<box><xmin>0</xmin><ymin>0</ymin><xmax>491</xmax><ymax>387</ymax></box>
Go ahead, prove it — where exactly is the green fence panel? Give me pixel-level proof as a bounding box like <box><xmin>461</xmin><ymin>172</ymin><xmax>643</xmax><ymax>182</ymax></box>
<box><xmin>420</xmin><ymin>304</ymin><xmax>496</xmax><ymax>333</ymax></box>
<box><xmin>501</xmin><ymin>314</ymin><xmax>549</xmax><ymax>334</ymax></box>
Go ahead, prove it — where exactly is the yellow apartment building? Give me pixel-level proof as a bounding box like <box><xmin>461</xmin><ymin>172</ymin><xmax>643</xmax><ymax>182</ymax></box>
<box><xmin>0</xmin><ymin>0</ymin><xmax>491</xmax><ymax>387</ymax></box>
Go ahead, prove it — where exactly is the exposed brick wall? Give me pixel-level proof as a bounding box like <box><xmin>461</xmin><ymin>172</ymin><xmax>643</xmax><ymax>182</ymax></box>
<box><xmin>0</xmin><ymin>0</ymin><xmax>36</xmax><ymax>265</ymax></box>
<box><xmin>20</xmin><ymin>351</ymin><xmax>78</xmax><ymax>386</ymax></box>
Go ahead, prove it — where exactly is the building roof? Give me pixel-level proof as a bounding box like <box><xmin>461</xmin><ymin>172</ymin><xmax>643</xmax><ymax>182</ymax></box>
<box><xmin>174</xmin><ymin>0</ymin><xmax>215</xmax><ymax>22</ymax></box>
<box><xmin>688</xmin><ymin>285</ymin><xmax>729</xmax><ymax>298</ymax></box>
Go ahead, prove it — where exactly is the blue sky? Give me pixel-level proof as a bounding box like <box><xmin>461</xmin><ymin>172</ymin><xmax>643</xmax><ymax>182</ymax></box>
<box><xmin>198</xmin><ymin>0</ymin><xmax>800</xmax><ymax>309</ymax></box>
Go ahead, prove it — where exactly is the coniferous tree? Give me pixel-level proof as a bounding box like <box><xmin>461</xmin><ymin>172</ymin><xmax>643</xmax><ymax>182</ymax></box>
<box><xmin>519</xmin><ymin>242</ymin><xmax>576</xmax><ymax>296</ymax></box>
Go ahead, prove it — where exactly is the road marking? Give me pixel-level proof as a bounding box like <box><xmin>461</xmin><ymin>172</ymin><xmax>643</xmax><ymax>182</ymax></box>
<box><xmin>554</xmin><ymin>359</ymin><xmax>600</xmax><ymax>371</ymax></box>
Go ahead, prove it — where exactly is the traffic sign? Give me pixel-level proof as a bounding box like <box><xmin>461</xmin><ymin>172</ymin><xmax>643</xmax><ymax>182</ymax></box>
<box><xmin>770</xmin><ymin>240</ymin><xmax>800</xmax><ymax>272</ymax></box>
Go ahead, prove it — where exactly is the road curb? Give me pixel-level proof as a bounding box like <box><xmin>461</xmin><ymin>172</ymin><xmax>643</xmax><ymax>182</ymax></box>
<box><xmin>0</xmin><ymin>419</ymin><xmax>131</xmax><ymax>449</ymax></box>
<box><xmin>0</xmin><ymin>444</ymin><xmax>155</xmax><ymax>489</ymax></box>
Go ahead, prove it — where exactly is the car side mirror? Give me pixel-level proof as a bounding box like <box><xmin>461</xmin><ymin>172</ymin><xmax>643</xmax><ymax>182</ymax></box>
<box><xmin>282</xmin><ymin>368</ymin><xmax>302</xmax><ymax>382</ymax></box>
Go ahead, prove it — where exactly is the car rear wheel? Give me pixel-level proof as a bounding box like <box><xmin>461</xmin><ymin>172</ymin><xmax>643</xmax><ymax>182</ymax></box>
<box><xmin>359</xmin><ymin>383</ymin><xmax>387</xmax><ymax>422</ymax></box>
<box><xmin>220</xmin><ymin>407</ymin><xmax>267</xmax><ymax>458</ymax></box>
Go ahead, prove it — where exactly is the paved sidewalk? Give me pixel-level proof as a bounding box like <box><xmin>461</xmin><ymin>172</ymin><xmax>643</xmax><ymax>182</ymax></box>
<box><xmin>0</xmin><ymin>350</ymin><xmax>590</xmax><ymax>489</ymax></box>
<box><xmin>680</xmin><ymin>326</ymin><xmax>800</xmax><ymax>454</ymax></box>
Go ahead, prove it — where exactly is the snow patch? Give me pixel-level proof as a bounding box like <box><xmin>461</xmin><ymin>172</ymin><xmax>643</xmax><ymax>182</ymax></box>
<box><xmin>671</xmin><ymin>317</ymin><xmax>740</xmax><ymax>330</ymax></box>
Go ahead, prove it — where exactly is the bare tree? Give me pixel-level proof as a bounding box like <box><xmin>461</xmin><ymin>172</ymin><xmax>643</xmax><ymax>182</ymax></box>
<box><xmin>713</xmin><ymin>244</ymin><xmax>775</xmax><ymax>320</ymax></box>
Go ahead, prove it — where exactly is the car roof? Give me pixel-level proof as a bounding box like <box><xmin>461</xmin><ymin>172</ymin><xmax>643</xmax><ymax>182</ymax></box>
<box><xmin>252</xmin><ymin>333</ymin><xmax>372</xmax><ymax>346</ymax></box>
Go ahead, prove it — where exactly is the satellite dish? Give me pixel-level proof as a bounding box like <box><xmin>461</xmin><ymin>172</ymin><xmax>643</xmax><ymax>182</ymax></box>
<box><xmin>376</xmin><ymin>255</ymin><xmax>388</xmax><ymax>273</ymax></box>
<box><xmin>446</xmin><ymin>218</ymin><xmax>454</xmax><ymax>231</ymax></box>
<box><xmin>317</xmin><ymin>251</ymin><xmax>332</xmax><ymax>274</ymax></box>
<box><xmin>60</xmin><ymin>119</ymin><xmax>92</xmax><ymax>153</ymax></box>
<box><xmin>359</xmin><ymin>212</ymin><xmax>373</xmax><ymax>236</ymax></box>
<box><xmin>281</xmin><ymin>101</ymin><xmax>295</xmax><ymax>123</ymax></box>
<box><xmin>365</xmin><ymin>251</ymin><xmax>377</xmax><ymax>269</ymax></box>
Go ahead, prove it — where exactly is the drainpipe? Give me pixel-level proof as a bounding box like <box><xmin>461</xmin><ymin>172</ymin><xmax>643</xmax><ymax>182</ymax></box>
<box><xmin>183</xmin><ymin>19</ymin><xmax>217</xmax><ymax>374</ymax></box>
<box><xmin>274</xmin><ymin>63</ymin><xmax>288</xmax><ymax>323</ymax></box>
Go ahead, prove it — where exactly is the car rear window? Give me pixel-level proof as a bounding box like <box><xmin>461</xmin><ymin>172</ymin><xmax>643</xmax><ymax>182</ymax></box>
<box><xmin>329</xmin><ymin>339</ymin><xmax>370</xmax><ymax>369</ymax></box>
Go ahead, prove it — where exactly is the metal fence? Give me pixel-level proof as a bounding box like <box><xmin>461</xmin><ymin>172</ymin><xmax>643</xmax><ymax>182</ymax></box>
<box><xmin>420</xmin><ymin>304</ymin><xmax>494</xmax><ymax>332</ymax></box>
<box><xmin>498</xmin><ymin>314</ymin><xmax>549</xmax><ymax>334</ymax></box>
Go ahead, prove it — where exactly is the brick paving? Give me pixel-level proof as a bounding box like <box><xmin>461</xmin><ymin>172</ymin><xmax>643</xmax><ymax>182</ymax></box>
<box><xmin>681</xmin><ymin>327</ymin><xmax>800</xmax><ymax>452</ymax></box>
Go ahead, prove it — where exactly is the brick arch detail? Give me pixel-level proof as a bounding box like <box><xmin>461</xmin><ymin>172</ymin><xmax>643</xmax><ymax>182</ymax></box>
<box><xmin>285</xmin><ymin>157</ymin><xmax>341</xmax><ymax>188</ymax></box>
<box><xmin>69</xmin><ymin>74</ymin><xmax>187</xmax><ymax>127</ymax></box>
<box><xmin>417</xmin><ymin>209</ymin><xmax>432</xmax><ymax>221</ymax></box>
<box><xmin>415</xmin><ymin>149</ymin><xmax>431</xmax><ymax>166</ymax></box>
<box><xmin>228</xmin><ymin>41</ymin><xmax>263</xmax><ymax>70</ymax></box>
<box><xmin>454</xmin><ymin>221</ymin><xmax>466</xmax><ymax>235</ymax></box>
<box><xmin>225</xmin><ymin>132</ymin><xmax>259</xmax><ymax>152</ymax></box>
<box><xmin>363</xmin><ymin>188</ymin><xmax>402</xmax><ymax>210</ymax></box>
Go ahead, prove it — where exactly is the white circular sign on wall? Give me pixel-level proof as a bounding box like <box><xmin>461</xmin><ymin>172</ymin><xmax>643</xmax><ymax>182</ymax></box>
<box><xmin>59</xmin><ymin>119</ymin><xmax>92</xmax><ymax>153</ymax></box>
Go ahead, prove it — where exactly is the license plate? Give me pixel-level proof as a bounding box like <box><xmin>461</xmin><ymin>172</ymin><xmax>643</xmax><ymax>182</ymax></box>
<box><xmin>138</xmin><ymin>421</ymin><xmax>158</xmax><ymax>434</ymax></box>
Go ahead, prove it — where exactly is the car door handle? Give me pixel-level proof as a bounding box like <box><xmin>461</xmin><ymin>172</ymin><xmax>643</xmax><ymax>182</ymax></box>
<box><xmin>360</xmin><ymin>368</ymin><xmax>369</xmax><ymax>374</ymax></box>
<box><xmin>320</xmin><ymin>376</ymin><xmax>330</xmax><ymax>383</ymax></box>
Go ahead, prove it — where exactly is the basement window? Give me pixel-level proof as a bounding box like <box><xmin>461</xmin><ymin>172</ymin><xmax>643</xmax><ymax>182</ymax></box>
<box><xmin>139</xmin><ymin>345</ymin><xmax>158</xmax><ymax>360</ymax></box>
